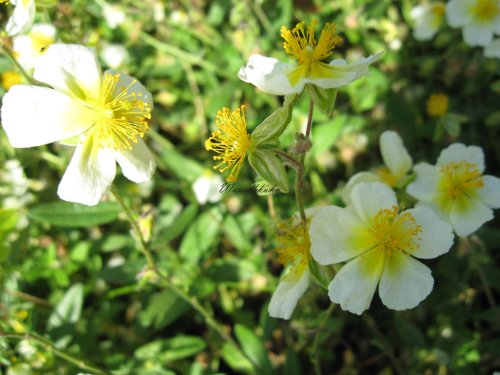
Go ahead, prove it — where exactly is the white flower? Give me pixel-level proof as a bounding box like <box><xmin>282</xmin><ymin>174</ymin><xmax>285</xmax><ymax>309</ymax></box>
<box><xmin>411</xmin><ymin>2</ymin><xmax>446</xmax><ymax>40</ymax></box>
<box><xmin>446</xmin><ymin>0</ymin><xmax>500</xmax><ymax>46</ymax></box>
<box><xmin>12</xmin><ymin>23</ymin><xmax>56</xmax><ymax>71</ymax></box>
<box><xmin>269</xmin><ymin>209</ymin><xmax>317</xmax><ymax>319</ymax></box>
<box><xmin>100</xmin><ymin>43</ymin><xmax>129</xmax><ymax>70</ymax></box>
<box><xmin>342</xmin><ymin>130</ymin><xmax>412</xmax><ymax>204</ymax></box>
<box><xmin>103</xmin><ymin>4</ymin><xmax>125</xmax><ymax>29</ymax></box>
<box><xmin>238</xmin><ymin>20</ymin><xmax>382</xmax><ymax>96</ymax></box>
<box><xmin>407</xmin><ymin>144</ymin><xmax>500</xmax><ymax>236</ymax></box>
<box><xmin>5</xmin><ymin>0</ymin><xmax>36</xmax><ymax>36</ymax></box>
<box><xmin>192</xmin><ymin>172</ymin><xmax>223</xmax><ymax>205</ymax></box>
<box><xmin>484</xmin><ymin>38</ymin><xmax>500</xmax><ymax>57</ymax></box>
<box><xmin>1</xmin><ymin>44</ymin><xmax>156</xmax><ymax>206</ymax></box>
<box><xmin>310</xmin><ymin>182</ymin><xmax>454</xmax><ymax>315</ymax></box>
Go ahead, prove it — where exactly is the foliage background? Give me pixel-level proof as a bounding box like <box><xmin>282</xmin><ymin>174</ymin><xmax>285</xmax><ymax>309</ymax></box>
<box><xmin>1</xmin><ymin>0</ymin><xmax>500</xmax><ymax>374</ymax></box>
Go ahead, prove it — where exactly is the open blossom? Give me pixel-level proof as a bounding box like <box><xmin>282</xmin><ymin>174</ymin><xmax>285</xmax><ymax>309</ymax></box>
<box><xmin>238</xmin><ymin>20</ymin><xmax>382</xmax><ymax>95</ymax></box>
<box><xmin>13</xmin><ymin>23</ymin><xmax>56</xmax><ymax>71</ymax></box>
<box><xmin>411</xmin><ymin>2</ymin><xmax>446</xmax><ymax>40</ymax></box>
<box><xmin>1</xmin><ymin>44</ymin><xmax>156</xmax><ymax>206</ymax></box>
<box><xmin>342</xmin><ymin>131</ymin><xmax>412</xmax><ymax>204</ymax></box>
<box><xmin>3</xmin><ymin>0</ymin><xmax>36</xmax><ymax>36</ymax></box>
<box><xmin>446</xmin><ymin>0</ymin><xmax>500</xmax><ymax>46</ymax></box>
<box><xmin>407</xmin><ymin>144</ymin><xmax>500</xmax><ymax>236</ymax></box>
<box><xmin>310</xmin><ymin>182</ymin><xmax>453</xmax><ymax>315</ymax></box>
<box><xmin>205</xmin><ymin>106</ymin><xmax>253</xmax><ymax>183</ymax></box>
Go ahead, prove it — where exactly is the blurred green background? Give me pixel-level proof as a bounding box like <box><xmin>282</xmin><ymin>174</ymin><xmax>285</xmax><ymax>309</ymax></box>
<box><xmin>1</xmin><ymin>0</ymin><xmax>500</xmax><ymax>374</ymax></box>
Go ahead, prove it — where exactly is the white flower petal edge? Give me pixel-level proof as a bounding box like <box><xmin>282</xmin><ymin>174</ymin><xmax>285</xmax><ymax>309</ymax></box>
<box><xmin>269</xmin><ymin>269</ymin><xmax>310</xmax><ymax>320</ymax></box>
<box><xmin>58</xmin><ymin>140</ymin><xmax>117</xmax><ymax>206</ymax></box>
<box><xmin>463</xmin><ymin>23</ymin><xmax>494</xmax><ymax>46</ymax></box>
<box><xmin>379</xmin><ymin>252</ymin><xmax>434</xmax><ymax>311</ymax></box>
<box><xmin>379</xmin><ymin>130</ymin><xmax>412</xmax><ymax>181</ymax></box>
<box><xmin>350</xmin><ymin>181</ymin><xmax>397</xmax><ymax>225</ymax></box>
<box><xmin>237</xmin><ymin>54</ymin><xmax>300</xmax><ymax>95</ymax></box>
<box><xmin>437</xmin><ymin>143</ymin><xmax>485</xmax><ymax>172</ymax></box>
<box><xmin>407</xmin><ymin>163</ymin><xmax>440</xmax><ymax>200</ymax></box>
<box><xmin>115</xmin><ymin>139</ymin><xmax>156</xmax><ymax>183</ymax></box>
<box><xmin>407</xmin><ymin>207</ymin><xmax>454</xmax><ymax>259</ymax></box>
<box><xmin>328</xmin><ymin>249</ymin><xmax>385</xmax><ymax>315</ymax></box>
<box><xmin>310</xmin><ymin>205</ymin><xmax>368</xmax><ymax>265</ymax></box>
<box><xmin>450</xmin><ymin>199</ymin><xmax>493</xmax><ymax>237</ymax></box>
<box><xmin>484</xmin><ymin>39</ymin><xmax>500</xmax><ymax>58</ymax></box>
<box><xmin>193</xmin><ymin>174</ymin><xmax>224</xmax><ymax>205</ymax></box>
<box><xmin>445</xmin><ymin>0</ymin><xmax>473</xmax><ymax>27</ymax></box>
<box><xmin>1</xmin><ymin>85</ymin><xmax>93</xmax><ymax>148</ymax></box>
<box><xmin>478</xmin><ymin>175</ymin><xmax>500</xmax><ymax>208</ymax></box>
<box><xmin>34</xmin><ymin>44</ymin><xmax>102</xmax><ymax>99</ymax></box>
<box><xmin>341</xmin><ymin>171</ymin><xmax>382</xmax><ymax>205</ymax></box>
<box><xmin>6</xmin><ymin>0</ymin><xmax>36</xmax><ymax>36</ymax></box>
<box><xmin>109</xmin><ymin>69</ymin><xmax>154</xmax><ymax>109</ymax></box>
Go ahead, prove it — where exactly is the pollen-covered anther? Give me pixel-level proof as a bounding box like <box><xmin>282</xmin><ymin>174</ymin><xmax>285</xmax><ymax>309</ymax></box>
<box><xmin>275</xmin><ymin>219</ymin><xmax>311</xmax><ymax>281</ymax></box>
<box><xmin>440</xmin><ymin>161</ymin><xmax>484</xmax><ymax>199</ymax></box>
<box><xmin>471</xmin><ymin>0</ymin><xmax>500</xmax><ymax>22</ymax></box>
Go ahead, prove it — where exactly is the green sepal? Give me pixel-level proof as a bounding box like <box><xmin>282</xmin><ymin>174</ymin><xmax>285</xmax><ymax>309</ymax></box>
<box><xmin>308</xmin><ymin>259</ymin><xmax>331</xmax><ymax>290</ymax></box>
<box><xmin>248</xmin><ymin>149</ymin><xmax>289</xmax><ymax>193</ymax></box>
<box><xmin>251</xmin><ymin>105</ymin><xmax>293</xmax><ymax>145</ymax></box>
<box><xmin>306</xmin><ymin>84</ymin><xmax>337</xmax><ymax>117</ymax></box>
<box><xmin>59</xmin><ymin>135</ymin><xmax>81</xmax><ymax>146</ymax></box>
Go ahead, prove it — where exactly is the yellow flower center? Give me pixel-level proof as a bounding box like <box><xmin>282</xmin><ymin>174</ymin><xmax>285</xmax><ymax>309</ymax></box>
<box><xmin>205</xmin><ymin>106</ymin><xmax>252</xmax><ymax>183</ymax></box>
<box><xmin>86</xmin><ymin>73</ymin><xmax>151</xmax><ymax>150</ymax></box>
<box><xmin>438</xmin><ymin>161</ymin><xmax>483</xmax><ymax>201</ymax></box>
<box><xmin>276</xmin><ymin>219</ymin><xmax>311</xmax><ymax>281</ymax></box>
<box><xmin>375</xmin><ymin>166</ymin><xmax>398</xmax><ymax>187</ymax></box>
<box><xmin>431</xmin><ymin>3</ymin><xmax>446</xmax><ymax>27</ymax></box>
<box><xmin>368</xmin><ymin>206</ymin><xmax>422</xmax><ymax>256</ymax></box>
<box><xmin>281</xmin><ymin>20</ymin><xmax>342</xmax><ymax>86</ymax></box>
<box><xmin>31</xmin><ymin>31</ymin><xmax>55</xmax><ymax>55</ymax></box>
<box><xmin>1</xmin><ymin>71</ymin><xmax>22</xmax><ymax>90</ymax></box>
<box><xmin>427</xmin><ymin>93</ymin><xmax>449</xmax><ymax>117</ymax></box>
<box><xmin>470</xmin><ymin>0</ymin><xmax>500</xmax><ymax>23</ymax></box>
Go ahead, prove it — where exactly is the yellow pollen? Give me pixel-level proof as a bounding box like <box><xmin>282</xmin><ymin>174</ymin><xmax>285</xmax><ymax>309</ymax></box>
<box><xmin>369</xmin><ymin>205</ymin><xmax>422</xmax><ymax>256</ymax></box>
<box><xmin>275</xmin><ymin>218</ymin><xmax>311</xmax><ymax>281</ymax></box>
<box><xmin>431</xmin><ymin>3</ymin><xmax>446</xmax><ymax>27</ymax></box>
<box><xmin>375</xmin><ymin>166</ymin><xmax>398</xmax><ymax>187</ymax></box>
<box><xmin>1</xmin><ymin>71</ymin><xmax>22</xmax><ymax>90</ymax></box>
<box><xmin>470</xmin><ymin>0</ymin><xmax>500</xmax><ymax>22</ymax></box>
<box><xmin>427</xmin><ymin>93</ymin><xmax>449</xmax><ymax>117</ymax></box>
<box><xmin>0</xmin><ymin>0</ymin><xmax>10</xmax><ymax>4</ymax></box>
<box><xmin>439</xmin><ymin>161</ymin><xmax>483</xmax><ymax>200</ymax></box>
<box><xmin>86</xmin><ymin>73</ymin><xmax>151</xmax><ymax>150</ymax></box>
<box><xmin>281</xmin><ymin>20</ymin><xmax>342</xmax><ymax>86</ymax></box>
<box><xmin>205</xmin><ymin>105</ymin><xmax>252</xmax><ymax>183</ymax></box>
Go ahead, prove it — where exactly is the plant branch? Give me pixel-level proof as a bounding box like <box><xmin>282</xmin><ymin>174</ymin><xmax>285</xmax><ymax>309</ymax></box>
<box><xmin>311</xmin><ymin>304</ymin><xmax>335</xmax><ymax>375</ymax></box>
<box><xmin>0</xmin><ymin>44</ymin><xmax>35</xmax><ymax>84</ymax></box>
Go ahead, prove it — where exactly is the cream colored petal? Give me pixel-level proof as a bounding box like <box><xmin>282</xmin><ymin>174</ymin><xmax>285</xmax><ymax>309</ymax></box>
<box><xmin>406</xmin><ymin>163</ymin><xmax>440</xmax><ymax>201</ymax></box>
<box><xmin>437</xmin><ymin>143</ymin><xmax>484</xmax><ymax>172</ymax></box>
<box><xmin>379</xmin><ymin>130</ymin><xmax>412</xmax><ymax>181</ymax></box>
<box><xmin>463</xmin><ymin>23</ymin><xmax>494</xmax><ymax>47</ymax></box>
<box><xmin>58</xmin><ymin>139</ymin><xmax>117</xmax><ymax>206</ymax></box>
<box><xmin>106</xmin><ymin>69</ymin><xmax>154</xmax><ymax>109</ymax></box>
<box><xmin>1</xmin><ymin>85</ymin><xmax>93</xmax><ymax>148</ymax></box>
<box><xmin>237</xmin><ymin>54</ymin><xmax>302</xmax><ymax>95</ymax></box>
<box><xmin>310</xmin><ymin>206</ymin><xmax>370</xmax><ymax>265</ymax></box>
<box><xmin>412</xmin><ymin>5</ymin><xmax>441</xmax><ymax>40</ymax></box>
<box><xmin>450</xmin><ymin>199</ymin><xmax>493</xmax><ymax>236</ymax></box>
<box><xmin>34</xmin><ymin>44</ymin><xmax>102</xmax><ymax>100</ymax></box>
<box><xmin>407</xmin><ymin>207</ymin><xmax>454</xmax><ymax>259</ymax></box>
<box><xmin>446</xmin><ymin>0</ymin><xmax>473</xmax><ymax>27</ymax></box>
<box><xmin>6</xmin><ymin>0</ymin><xmax>35</xmax><ymax>36</ymax></box>
<box><xmin>341</xmin><ymin>172</ymin><xmax>382</xmax><ymax>205</ymax></box>
<box><xmin>115</xmin><ymin>138</ymin><xmax>156</xmax><ymax>183</ymax></box>
<box><xmin>268</xmin><ymin>268</ymin><xmax>310</xmax><ymax>320</ymax></box>
<box><xmin>328</xmin><ymin>249</ymin><xmax>385</xmax><ymax>315</ymax></box>
<box><xmin>193</xmin><ymin>174</ymin><xmax>224</xmax><ymax>205</ymax></box>
<box><xmin>350</xmin><ymin>182</ymin><xmax>397</xmax><ymax>226</ymax></box>
<box><xmin>478</xmin><ymin>175</ymin><xmax>500</xmax><ymax>208</ymax></box>
<box><xmin>379</xmin><ymin>252</ymin><xmax>434</xmax><ymax>310</ymax></box>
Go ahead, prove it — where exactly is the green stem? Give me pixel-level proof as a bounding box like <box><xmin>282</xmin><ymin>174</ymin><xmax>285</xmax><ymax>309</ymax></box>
<box><xmin>0</xmin><ymin>44</ymin><xmax>35</xmax><ymax>84</ymax></box>
<box><xmin>1</xmin><ymin>332</ymin><xmax>110</xmax><ymax>375</ymax></box>
<box><xmin>311</xmin><ymin>304</ymin><xmax>335</xmax><ymax>375</ymax></box>
<box><xmin>274</xmin><ymin>149</ymin><xmax>301</xmax><ymax>169</ymax></box>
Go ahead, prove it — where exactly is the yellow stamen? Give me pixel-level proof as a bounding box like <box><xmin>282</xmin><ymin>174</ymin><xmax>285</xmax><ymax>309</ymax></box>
<box><xmin>438</xmin><ymin>161</ymin><xmax>483</xmax><ymax>200</ymax></box>
<box><xmin>426</xmin><ymin>93</ymin><xmax>449</xmax><ymax>117</ymax></box>
<box><xmin>281</xmin><ymin>20</ymin><xmax>342</xmax><ymax>86</ymax></box>
<box><xmin>431</xmin><ymin>3</ymin><xmax>446</xmax><ymax>27</ymax></box>
<box><xmin>470</xmin><ymin>0</ymin><xmax>500</xmax><ymax>23</ymax></box>
<box><xmin>86</xmin><ymin>73</ymin><xmax>151</xmax><ymax>150</ymax></box>
<box><xmin>205</xmin><ymin>105</ymin><xmax>252</xmax><ymax>183</ymax></box>
<box><xmin>275</xmin><ymin>218</ymin><xmax>311</xmax><ymax>281</ymax></box>
<box><xmin>375</xmin><ymin>166</ymin><xmax>398</xmax><ymax>187</ymax></box>
<box><xmin>1</xmin><ymin>71</ymin><xmax>23</xmax><ymax>90</ymax></box>
<box><xmin>368</xmin><ymin>205</ymin><xmax>422</xmax><ymax>256</ymax></box>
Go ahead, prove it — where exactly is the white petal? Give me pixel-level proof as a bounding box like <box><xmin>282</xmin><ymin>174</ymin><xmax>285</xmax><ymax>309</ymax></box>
<box><xmin>328</xmin><ymin>249</ymin><xmax>385</xmax><ymax>315</ymax></box>
<box><xmin>193</xmin><ymin>174</ymin><xmax>224</xmax><ymax>204</ymax></box>
<box><xmin>237</xmin><ymin>54</ymin><xmax>301</xmax><ymax>95</ymax></box>
<box><xmin>115</xmin><ymin>138</ymin><xmax>156</xmax><ymax>183</ymax></box>
<box><xmin>437</xmin><ymin>143</ymin><xmax>484</xmax><ymax>172</ymax></box>
<box><xmin>406</xmin><ymin>163</ymin><xmax>440</xmax><ymax>200</ymax></box>
<box><xmin>350</xmin><ymin>182</ymin><xmax>397</xmax><ymax>226</ymax></box>
<box><xmin>309</xmin><ymin>53</ymin><xmax>383</xmax><ymax>89</ymax></box>
<box><xmin>268</xmin><ymin>269</ymin><xmax>310</xmax><ymax>320</ymax></box>
<box><xmin>446</xmin><ymin>0</ymin><xmax>473</xmax><ymax>27</ymax></box>
<box><xmin>1</xmin><ymin>85</ymin><xmax>93</xmax><ymax>148</ymax></box>
<box><xmin>58</xmin><ymin>139</ymin><xmax>117</xmax><ymax>206</ymax></box>
<box><xmin>310</xmin><ymin>206</ymin><xmax>369</xmax><ymax>265</ymax></box>
<box><xmin>484</xmin><ymin>39</ymin><xmax>500</xmax><ymax>58</ymax></box>
<box><xmin>463</xmin><ymin>23</ymin><xmax>494</xmax><ymax>46</ymax></box>
<box><xmin>34</xmin><ymin>44</ymin><xmax>102</xmax><ymax>100</ymax></box>
<box><xmin>6</xmin><ymin>0</ymin><xmax>35</xmax><ymax>36</ymax></box>
<box><xmin>450</xmin><ymin>199</ymin><xmax>493</xmax><ymax>236</ymax></box>
<box><xmin>407</xmin><ymin>207</ymin><xmax>454</xmax><ymax>259</ymax></box>
<box><xmin>106</xmin><ymin>69</ymin><xmax>154</xmax><ymax>110</ymax></box>
<box><xmin>379</xmin><ymin>252</ymin><xmax>434</xmax><ymax>311</ymax></box>
<box><xmin>478</xmin><ymin>175</ymin><xmax>500</xmax><ymax>208</ymax></box>
<box><xmin>379</xmin><ymin>130</ymin><xmax>412</xmax><ymax>181</ymax></box>
<box><xmin>341</xmin><ymin>172</ymin><xmax>382</xmax><ymax>205</ymax></box>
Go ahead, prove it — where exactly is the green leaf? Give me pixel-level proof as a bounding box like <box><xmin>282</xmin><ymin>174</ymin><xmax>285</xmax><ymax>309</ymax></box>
<box><xmin>306</xmin><ymin>85</ymin><xmax>337</xmax><ymax>117</ymax></box>
<box><xmin>251</xmin><ymin>105</ymin><xmax>293</xmax><ymax>145</ymax></box>
<box><xmin>29</xmin><ymin>201</ymin><xmax>121</xmax><ymax>227</ymax></box>
<box><xmin>135</xmin><ymin>336</ymin><xmax>206</xmax><ymax>363</ymax></box>
<box><xmin>248</xmin><ymin>149</ymin><xmax>289</xmax><ymax>193</ymax></box>
<box><xmin>235</xmin><ymin>324</ymin><xmax>273</xmax><ymax>375</ymax></box>
<box><xmin>155</xmin><ymin>204</ymin><xmax>198</xmax><ymax>245</ymax></box>
<box><xmin>138</xmin><ymin>289</ymin><xmax>190</xmax><ymax>329</ymax></box>
<box><xmin>48</xmin><ymin>283</ymin><xmax>84</xmax><ymax>329</ymax></box>
<box><xmin>221</xmin><ymin>343</ymin><xmax>254</xmax><ymax>373</ymax></box>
